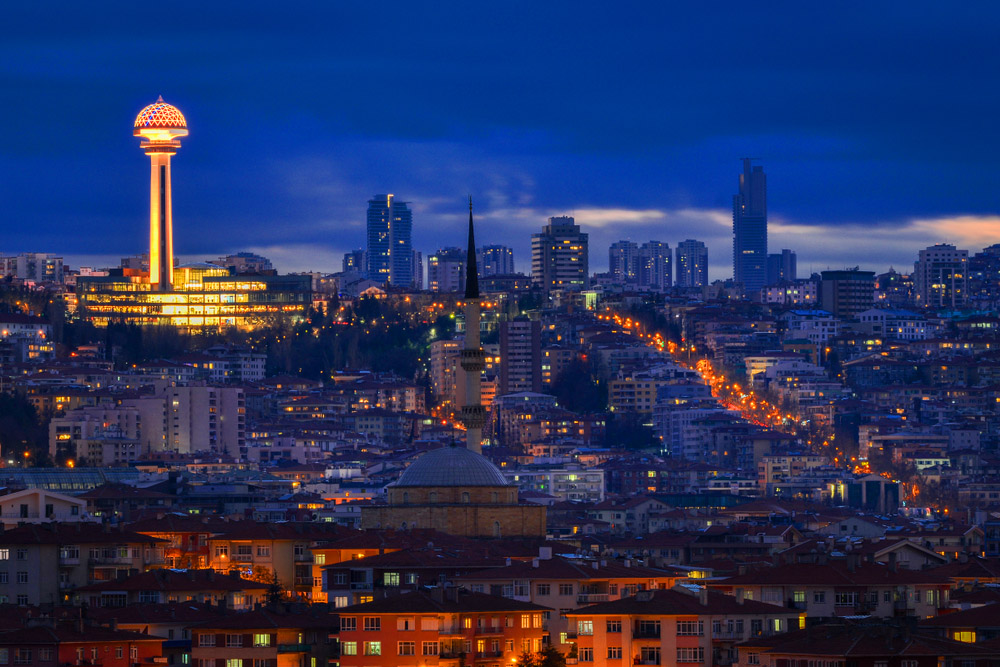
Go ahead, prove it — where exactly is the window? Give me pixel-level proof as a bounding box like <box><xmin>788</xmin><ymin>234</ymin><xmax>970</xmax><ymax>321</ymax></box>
<box><xmin>341</xmin><ymin>617</ymin><xmax>357</xmax><ymax>631</ymax></box>
<box><xmin>16</xmin><ymin>572</ymin><xmax>27</xmax><ymax>585</ymax></box>
<box><xmin>813</xmin><ymin>591</ymin><xmax>826</xmax><ymax>603</ymax></box>
<box><xmin>636</xmin><ymin>620</ymin><xmax>661</xmax><ymax>638</ymax></box>
<box><xmin>580</xmin><ymin>647</ymin><xmax>594</xmax><ymax>662</ymax></box>
<box><xmin>15</xmin><ymin>596</ymin><xmax>27</xmax><ymax>607</ymax></box>
<box><xmin>253</xmin><ymin>633</ymin><xmax>271</xmax><ymax>647</ymax></box>
<box><xmin>607</xmin><ymin>647</ymin><xmax>622</xmax><ymax>659</ymax></box>
<box><xmin>256</xmin><ymin>545</ymin><xmax>270</xmax><ymax>557</ymax></box>
<box><xmin>225</xmin><ymin>660</ymin><xmax>240</xmax><ymax>667</ymax></box>
<box><xmin>955</xmin><ymin>632</ymin><xmax>976</xmax><ymax>643</ymax></box>
<box><xmin>397</xmin><ymin>617</ymin><xmax>414</xmax><ymax>631</ymax></box>
<box><xmin>607</xmin><ymin>619</ymin><xmax>622</xmax><ymax>632</ymax></box>
<box><xmin>793</xmin><ymin>591</ymin><xmax>806</xmax><ymax>603</ymax></box>
<box><xmin>0</xmin><ymin>574</ymin><xmax>7</xmax><ymax>585</ymax></box>
<box><xmin>875</xmin><ymin>662</ymin><xmax>888</xmax><ymax>667</ymax></box>
<box><xmin>363</xmin><ymin>617</ymin><xmax>381</xmax><ymax>631</ymax></box>
<box><xmin>198</xmin><ymin>634</ymin><xmax>216</xmax><ymax>647</ymax></box>
<box><xmin>640</xmin><ymin>647</ymin><xmax>661</xmax><ymax>665</ymax></box>
<box><xmin>422</xmin><ymin>642</ymin><xmax>439</xmax><ymax>656</ymax></box>
<box><xmin>139</xmin><ymin>591</ymin><xmax>159</xmax><ymax>604</ymax></box>
<box><xmin>214</xmin><ymin>545</ymin><xmax>228</xmax><ymax>558</ymax></box>
<box><xmin>884</xmin><ymin>590</ymin><xmax>892</xmax><ymax>603</ymax></box>
<box><xmin>559</xmin><ymin>583</ymin><xmax>574</xmax><ymax>595</ymax></box>
<box><xmin>13</xmin><ymin>650</ymin><xmax>31</xmax><ymax>666</ymax></box>
<box><xmin>0</xmin><ymin>550</ymin><xmax>7</xmax><ymax>560</ymax></box>
<box><xmin>537</xmin><ymin>583</ymin><xmax>551</xmax><ymax>595</ymax></box>
<box><xmin>226</xmin><ymin>634</ymin><xmax>243</xmax><ymax>647</ymax></box>
<box><xmin>253</xmin><ymin>661</ymin><xmax>267</xmax><ymax>667</ymax></box>
<box><xmin>0</xmin><ymin>649</ymin><xmax>7</xmax><ymax>665</ymax></box>
<box><xmin>384</xmin><ymin>572</ymin><xmax>400</xmax><ymax>586</ymax></box>
<box><xmin>363</xmin><ymin>641</ymin><xmax>381</xmax><ymax>656</ymax></box>
<box><xmin>341</xmin><ymin>642</ymin><xmax>357</xmax><ymax>656</ymax></box>
<box><xmin>677</xmin><ymin>647</ymin><xmax>704</xmax><ymax>663</ymax></box>
<box><xmin>677</xmin><ymin>620</ymin><xmax>703</xmax><ymax>636</ymax></box>
<box><xmin>313</xmin><ymin>553</ymin><xmax>325</xmax><ymax>565</ymax></box>
<box><xmin>116</xmin><ymin>648</ymin><xmax>124</xmax><ymax>659</ymax></box>
<box><xmin>609</xmin><ymin>583</ymin><xmax>619</xmax><ymax>595</ymax></box>
<box><xmin>577</xmin><ymin>620</ymin><xmax>593</xmax><ymax>635</ymax></box>
<box><xmin>398</xmin><ymin>642</ymin><xmax>415</xmax><ymax>656</ymax></box>
<box><xmin>747</xmin><ymin>652</ymin><xmax>760</xmax><ymax>665</ymax></box>
<box><xmin>15</xmin><ymin>550</ymin><xmax>26</xmax><ymax>561</ymax></box>
<box><xmin>901</xmin><ymin>662</ymin><xmax>918</xmax><ymax>667</ymax></box>
<box><xmin>38</xmin><ymin>649</ymin><xmax>53</xmax><ymax>662</ymax></box>
<box><xmin>521</xmin><ymin>614</ymin><xmax>531</xmax><ymax>628</ymax></box>
<box><xmin>835</xmin><ymin>592</ymin><xmax>858</xmax><ymax>606</ymax></box>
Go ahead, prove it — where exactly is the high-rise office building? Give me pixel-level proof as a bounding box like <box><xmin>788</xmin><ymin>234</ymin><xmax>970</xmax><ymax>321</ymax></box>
<box><xmin>342</xmin><ymin>249</ymin><xmax>364</xmax><ymax>274</ymax></box>
<box><xmin>914</xmin><ymin>243</ymin><xmax>969</xmax><ymax>309</ymax></box>
<box><xmin>608</xmin><ymin>241</ymin><xmax>639</xmax><ymax>285</ymax></box>
<box><xmin>820</xmin><ymin>269</ymin><xmax>876</xmax><ymax>318</ymax></box>
<box><xmin>733</xmin><ymin>158</ymin><xmax>767</xmax><ymax>294</ymax></box>
<box><xmin>365</xmin><ymin>194</ymin><xmax>414</xmax><ymax>287</ymax></box>
<box><xmin>766</xmin><ymin>249</ymin><xmax>797</xmax><ymax>285</ymax></box>
<box><xmin>675</xmin><ymin>240</ymin><xmax>708</xmax><ymax>288</ymax></box>
<box><xmin>638</xmin><ymin>241</ymin><xmax>671</xmax><ymax>291</ymax></box>
<box><xmin>531</xmin><ymin>216</ymin><xmax>589</xmax><ymax>293</ymax></box>
<box><xmin>412</xmin><ymin>251</ymin><xmax>423</xmax><ymax>290</ymax></box>
<box><xmin>479</xmin><ymin>245</ymin><xmax>515</xmax><ymax>276</ymax></box>
<box><xmin>427</xmin><ymin>247</ymin><xmax>465</xmax><ymax>292</ymax></box>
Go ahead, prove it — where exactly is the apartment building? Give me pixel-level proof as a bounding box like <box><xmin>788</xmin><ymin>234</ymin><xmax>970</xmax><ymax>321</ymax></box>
<box><xmin>190</xmin><ymin>607</ymin><xmax>339</xmax><ymax>667</ymax></box>
<box><xmin>337</xmin><ymin>588</ymin><xmax>550</xmax><ymax>667</ymax></box>
<box><xmin>565</xmin><ymin>586</ymin><xmax>802</xmax><ymax>667</ymax></box>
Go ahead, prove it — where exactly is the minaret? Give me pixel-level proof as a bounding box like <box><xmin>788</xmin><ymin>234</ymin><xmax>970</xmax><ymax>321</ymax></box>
<box><xmin>459</xmin><ymin>198</ymin><xmax>486</xmax><ymax>453</ymax></box>
<box><xmin>134</xmin><ymin>96</ymin><xmax>188</xmax><ymax>291</ymax></box>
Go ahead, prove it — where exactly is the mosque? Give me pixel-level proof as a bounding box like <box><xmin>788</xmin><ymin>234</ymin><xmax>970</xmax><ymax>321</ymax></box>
<box><xmin>361</xmin><ymin>204</ymin><xmax>547</xmax><ymax>538</ymax></box>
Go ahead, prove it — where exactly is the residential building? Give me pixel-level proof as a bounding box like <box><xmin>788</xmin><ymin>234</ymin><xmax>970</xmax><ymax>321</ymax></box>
<box><xmin>915</xmin><ymin>243</ymin><xmax>969</xmax><ymax>308</ymax></box>
<box><xmin>499</xmin><ymin>318</ymin><xmax>542</xmax><ymax>395</ymax></box>
<box><xmin>189</xmin><ymin>607</ymin><xmax>339</xmax><ymax>667</ymax></box>
<box><xmin>337</xmin><ymin>589</ymin><xmax>550</xmax><ymax>667</ymax></box>
<box><xmin>0</xmin><ymin>622</ymin><xmax>163</xmax><ymax>667</ymax></box>
<box><xmin>531</xmin><ymin>216</ymin><xmax>589</xmax><ymax>293</ymax></box>
<box><xmin>733</xmin><ymin>159</ymin><xmax>768</xmax><ymax>294</ymax></box>
<box><xmin>676</xmin><ymin>240</ymin><xmax>708</xmax><ymax>288</ymax></box>
<box><xmin>638</xmin><ymin>241</ymin><xmax>672</xmax><ymax>291</ymax></box>
<box><xmin>427</xmin><ymin>247</ymin><xmax>465</xmax><ymax>292</ymax></box>
<box><xmin>478</xmin><ymin>245</ymin><xmax>515</xmax><ymax>277</ymax></box>
<box><xmin>566</xmin><ymin>587</ymin><xmax>802</xmax><ymax>667</ymax></box>
<box><xmin>214</xmin><ymin>251</ymin><xmax>273</xmax><ymax>274</ymax></box>
<box><xmin>343</xmin><ymin>248</ymin><xmax>365</xmax><ymax>273</ymax></box>
<box><xmin>820</xmin><ymin>269</ymin><xmax>876</xmax><ymax>318</ymax></box>
<box><xmin>609</xmin><ymin>241</ymin><xmax>639</xmax><ymax>285</ymax></box>
<box><xmin>766</xmin><ymin>249</ymin><xmax>797</xmax><ymax>285</ymax></box>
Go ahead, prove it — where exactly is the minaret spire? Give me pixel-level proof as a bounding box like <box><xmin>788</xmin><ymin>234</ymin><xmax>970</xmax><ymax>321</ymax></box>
<box><xmin>465</xmin><ymin>196</ymin><xmax>479</xmax><ymax>299</ymax></box>
<box><xmin>459</xmin><ymin>197</ymin><xmax>486</xmax><ymax>453</ymax></box>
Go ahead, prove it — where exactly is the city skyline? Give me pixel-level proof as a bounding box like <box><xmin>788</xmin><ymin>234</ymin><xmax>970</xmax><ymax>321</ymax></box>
<box><xmin>2</xmin><ymin>3</ymin><xmax>999</xmax><ymax>280</ymax></box>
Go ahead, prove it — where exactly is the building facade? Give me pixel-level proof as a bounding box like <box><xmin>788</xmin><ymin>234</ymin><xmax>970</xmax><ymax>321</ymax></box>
<box><xmin>914</xmin><ymin>243</ymin><xmax>969</xmax><ymax>308</ymax></box>
<box><xmin>676</xmin><ymin>240</ymin><xmax>708</xmax><ymax>288</ymax></box>
<box><xmin>531</xmin><ymin>216</ymin><xmax>589</xmax><ymax>293</ymax></box>
<box><xmin>366</xmin><ymin>194</ymin><xmax>414</xmax><ymax>287</ymax></box>
<box><xmin>733</xmin><ymin>158</ymin><xmax>768</xmax><ymax>294</ymax></box>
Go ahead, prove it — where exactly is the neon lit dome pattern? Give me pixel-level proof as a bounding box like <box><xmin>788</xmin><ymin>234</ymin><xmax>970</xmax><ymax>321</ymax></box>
<box><xmin>134</xmin><ymin>96</ymin><xmax>187</xmax><ymax>129</ymax></box>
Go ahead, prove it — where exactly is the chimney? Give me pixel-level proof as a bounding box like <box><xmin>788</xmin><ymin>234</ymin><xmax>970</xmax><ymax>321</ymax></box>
<box><xmin>430</xmin><ymin>586</ymin><xmax>444</xmax><ymax>603</ymax></box>
<box><xmin>698</xmin><ymin>587</ymin><xmax>708</xmax><ymax>606</ymax></box>
<box><xmin>532</xmin><ymin>559</ymin><xmax>539</xmax><ymax>568</ymax></box>
<box><xmin>888</xmin><ymin>551</ymin><xmax>898</xmax><ymax>573</ymax></box>
<box><xmin>624</xmin><ymin>559</ymin><xmax>632</xmax><ymax>568</ymax></box>
<box><xmin>591</xmin><ymin>561</ymin><xmax>598</xmax><ymax>570</ymax></box>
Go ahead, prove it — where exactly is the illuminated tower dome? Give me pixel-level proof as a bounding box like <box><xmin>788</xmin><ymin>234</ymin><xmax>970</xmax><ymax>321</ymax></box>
<box><xmin>134</xmin><ymin>97</ymin><xmax>188</xmax><ymax>291</ymax></box>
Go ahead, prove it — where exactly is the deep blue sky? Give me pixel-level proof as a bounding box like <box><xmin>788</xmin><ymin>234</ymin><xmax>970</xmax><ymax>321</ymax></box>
<box><xmin>2</xmin><ymin>2</ymin><xmax>999</xmax><ymax>279</ymax></box>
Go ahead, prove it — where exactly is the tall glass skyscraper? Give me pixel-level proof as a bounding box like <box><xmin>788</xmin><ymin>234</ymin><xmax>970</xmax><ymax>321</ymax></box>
<box><xmin>732</xmin><ymin>158</ymin><xmax>767</xmax><ymax>294</ymax></box>
<box><xmin>366</xmin><ymin>194</ymin><xmax>414</xmax><ymax>286</ymax></box>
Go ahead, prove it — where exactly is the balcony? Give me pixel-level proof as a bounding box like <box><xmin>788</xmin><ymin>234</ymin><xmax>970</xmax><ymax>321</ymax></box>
<box><xmin>633</xmin><ymin>629</ymin><xmax>661</xmax><ymax>639</ymax></box>
<box><xmin>295</xmin><ymin>576</ymin><xmax>314</xmax><ymax>587</ymax></box>
<box><xmin>232</xmin><ymin>554</ymin><xmax>254</xmax><ymax>563</ymax></box>
<box><xmin>439</xmin><ymin>626</ymin><xmax>464</xmax><ymax>636</ymax></box>
<box><xmin>476</xmin><ymin>651</ymin><xmax>503</xmax><ymax>658</ymax></box>
<box><xmin>712</xmin><ymin>631</ymin><xmax>745</xmax><ymax>640</ymax></box>
<box><xmin>349</xmin><ymin>582</ymin><xmax>373</xmax><ymax>591</ymax></box>
<box><xmin>277</xmin><ymin>644</ymin><xmax>310</xmax><ymax>653</ymax></box>
<box><xmin>634</xmin><ymin>658</ymin><xmax>660</xmax><ymax>666</ymax></box>
<box><xmin>58</xmin><ymin>556</ymin><xmax>80</xmax><ymax>566</ymax></box>
<box><xmin>578</xmin><ymin>593</ymin><xmax>610</xmax><ymax>604</ymax></box>
<box><xmin>294</xmin><ymin>553</ymin><xmax>313</xmax><ymax>562</ymax></box>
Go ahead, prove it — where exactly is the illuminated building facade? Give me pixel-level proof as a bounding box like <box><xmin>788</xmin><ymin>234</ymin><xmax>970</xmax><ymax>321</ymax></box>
<box><xmin>365</xmin><ymin>194</ymin><xmax>414</xmax><ymax>286</ymax></box>
<box><xmin>733</xmin><ymin>158</ymin><xmax>767</xmax><ymax>294</ymax></box>
<box><xmin>76</xmin><ymin>99</ymin><xmax>311</xmax><ymax>331</ymax></box>
<box><xmin>531</xmin><ymin>216</ymin><xmax>589</xmax><ymax>293</ymax></box>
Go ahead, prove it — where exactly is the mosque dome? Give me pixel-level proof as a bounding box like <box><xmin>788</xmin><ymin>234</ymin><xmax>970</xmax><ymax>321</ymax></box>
<box><xmin>134</xmin><ymin>96</ymin><xmax>187</xmax><ymax>130</ymax></box>
<box><xmin>394</xmin><ymin>446</ymin><xmax>510</xmax><ymax>488</ymax></box>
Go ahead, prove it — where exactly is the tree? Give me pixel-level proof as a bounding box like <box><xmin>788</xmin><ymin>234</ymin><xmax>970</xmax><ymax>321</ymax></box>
<box><xmin>552</xmin><ymin>359</ymin><xmax>607</xmax><ymax>413</ymax></box>
<box><xmin>515</xmin><ymin>651</ymin><xmax>539</xmax><ymax>667</ymax></box>
<box><xmin>538</xmin><ymin>645</ymin><xmax>568</xmax><ymax>667</ymax></box>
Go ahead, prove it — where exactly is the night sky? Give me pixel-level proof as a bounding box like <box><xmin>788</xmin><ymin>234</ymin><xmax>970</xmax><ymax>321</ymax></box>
<box><xmin>3</xmin><ymin>2</ymin><xmax>999</xmax><ymax>280</ymax></box>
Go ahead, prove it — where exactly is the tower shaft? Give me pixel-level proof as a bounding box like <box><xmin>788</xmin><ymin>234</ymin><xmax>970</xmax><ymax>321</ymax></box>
<box><xmin>460</xmin><ymin>199</ymin><xmax>486</xmax><ymax>453</ymax></box>
<box><xmin>147</xmin><ymin>150</ymin><xmax>175</xmax><ymax>291</ymax></box>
